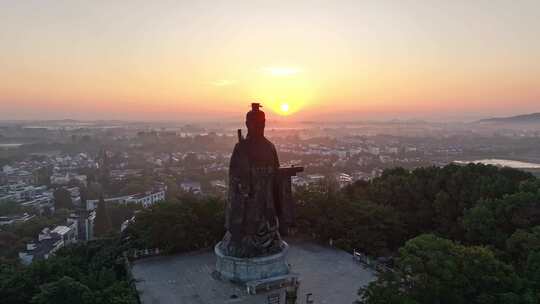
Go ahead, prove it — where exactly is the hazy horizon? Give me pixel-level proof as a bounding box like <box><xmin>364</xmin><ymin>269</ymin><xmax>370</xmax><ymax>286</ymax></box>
<box><xmin>1</xmin><ymin>0</ymin><xmax>539</xmax><ymax>121</ymax></box>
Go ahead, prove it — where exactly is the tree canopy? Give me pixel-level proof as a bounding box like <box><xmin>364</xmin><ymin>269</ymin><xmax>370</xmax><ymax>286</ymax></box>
<box><xmin>123</xmin><ymin>195</ymin><xmax>224</xmax><ymax>253</ymax></box>
<box><xmin>0</xmin><ymin>240</ymin><xmax>138</xmax><ymax>304</ymax></box>
<box><xmin>53</xmin><ymin>188</ymin><xmax>73</xmax><ymax>210</ymax></box>
<box><xmin>2</xmin><ymin>163</ymin><xmax>537</xmax><ymax>303</ymax></box>
<box><xmin>93</xmin><ymin>197</ymin><xmax>112</xmax><ymax>238</ymax></box>
<box><xmin>349</xmin><ymin>164</ymin><xmax>540</xmax><ymax>303</ymax></box>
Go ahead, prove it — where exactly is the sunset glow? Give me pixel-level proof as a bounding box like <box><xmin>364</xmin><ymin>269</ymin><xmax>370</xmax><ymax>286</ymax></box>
<box><xmin>2</xmin><ymin>2</ymin><xmax>540</xmax><ymax>301</ymax></box>
<box><xmin>263</xmin><ymin>67</ymin><xmax>301</xmax><ymax>77</ymax></box>
<box><xmin>0</xmin><ymin>1</ymin><xmax>539</xmax><ymax>121</ymax></box>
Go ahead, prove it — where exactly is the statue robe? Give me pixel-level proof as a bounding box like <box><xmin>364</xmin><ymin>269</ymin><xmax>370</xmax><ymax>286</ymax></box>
<box><xmin>222</xmin><ymin>135</ymin><xmax>283</xmax><ymax>257</ymax></box>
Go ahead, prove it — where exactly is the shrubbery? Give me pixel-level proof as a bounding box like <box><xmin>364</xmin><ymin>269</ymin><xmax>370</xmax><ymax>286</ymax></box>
<box><xmin>0</xmin><ymin>239</ymin><xmax>138</xmax><ymax>304</ymax></box>
<box><xmin>292</xmin><ymin>163</ymin><xmax>540</xmax><ymax>302</ymax></box>
<box><xmin>123</xmin><ymin>195</ymin><xmax>225</xmax><ymax>253</ymax></box>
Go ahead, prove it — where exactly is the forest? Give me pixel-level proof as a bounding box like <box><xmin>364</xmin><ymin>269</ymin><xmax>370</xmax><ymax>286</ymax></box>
<box><xmin>295</xmin><ymin>164</ymin><xmax>540</xmax><ymax>303</ymax></box>
<box><xmin>0</xmin><ymin>239</ymin><xmax>138</xmax><ymax>304</ymax></box>
<box><xmin>1</xmin><ymin>163</ymin><xmax>539</xmax><ymax>303</ymax></box>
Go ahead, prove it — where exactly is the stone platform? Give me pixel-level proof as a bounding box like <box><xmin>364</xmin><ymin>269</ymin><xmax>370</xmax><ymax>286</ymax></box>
<box><xmin>132</xmin><ymin>239</ymin><xmax>376</xmax><ymax>304</ymax></box>
<box><xmin>214</xmin><ymin>241</ymin><xmax>290</xmax><ymax>283</ymax></box>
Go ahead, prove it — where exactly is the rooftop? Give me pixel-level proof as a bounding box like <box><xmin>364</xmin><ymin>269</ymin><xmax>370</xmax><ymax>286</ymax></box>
<box><xmin>22</xmin><ymin>233</ymin><xmax>62</xmax><ymax>260</ymax></box>
<box><xmin>52</xmin><ymin>225</ymin><xmax>71</xmax><ymax>235</ymax></box>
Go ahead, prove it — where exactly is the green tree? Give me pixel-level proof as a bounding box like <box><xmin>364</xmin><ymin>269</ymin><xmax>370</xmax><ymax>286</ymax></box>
<box><xmin>0</xmin><ymin>264</ymin><xmax>37</xmax><ymax>304</ymax></box>
<box><xmin>462</xmin><ymin>201</ymin><xmax>500</xmax><ymax>245</ymax></box>
<box><xmin>506</xmin><ymin>227</ymin><xmax>540</xmax><ymax>269</ymax></box>
<box><xmin>124</xmin><ymin>196</ymin><xmax>224</xmax><ymax>253</ymax></box>
<box><xmin>86</xmin><ymin>182</ymin><xmax>103</xmax><ymax>200</ymax></box>
<box><xmin>295</xmin><ymin>186</ymin><xmax>405</xmax><ymax>255</ymax></box>
<box><xmin>525</xmin><ymin>251</ymin><xmax>540</xmax><ymax>293</ymax></box>
<box><xmin>8</xmin><ymin>215</ymin><xmax>65</xmax><ymax>240</ymax></box>
<box><xmin>359</xmin><ymin>234</ymin><xmax>526</xmax><ymax>304</ymax></box>
<box><xmin>164</xmin><ymin>178</ymin><xmax>180</xmax><ymax>203</ymax></box>
<box><xmin>433</xmin><ymin>190</ymin><xmax>460</xmax><ymax>236</ymax></box>
<box><xmin>0</xmin><ymin>200</ymin><xmax>29</xmax><ymax>216</ymax></box>
<box><xmin>108</xmin><ymin>203</ymin><xmax>140</xmax><ymax>230</ymax></box>
<box><xmin>0</xmin><ymin>231</ymin><xmax>23</xmax><ymax>264</ymax></box>
<box><xmin>357</xmin><ymin>271</ymin><xmax>416</xmax><ymax>304</ymax></box>
<box><xmin>1</xmin><ymin>239</ymin><xmax>139</xmax><ymax>304</ymax></box>
<box><xmin>33</xmin><ymin>166</ymin><xmax>52</xmax><ymax>186</ymax></box>
<box><xmin>120</xmin><ymin>181</ymin><xmax>146</xmax><ymax>196</ymax></box>
<box><xmin>93</xmin><ymin>197</ymin><xmax>112</xmax><ymax>237</ymax></box>
<box><xmin>32</xmin><ymin>276</ymin><xmax>92</xmax><ymax>304</ymax></box>
<box><xmin>53</xmin><ymin>188</ymin><xmax>73</xmax><ymax>210</ymax></box>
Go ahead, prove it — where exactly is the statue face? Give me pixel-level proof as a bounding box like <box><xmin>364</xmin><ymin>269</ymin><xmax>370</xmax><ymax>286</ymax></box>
<box><xmin>246</xmin><ymin>110</ymin><xmax>265</xmax><ymax>137</ymax></box>
<box><xmin>246</xmin><ymin>119</ymin><xmax>265</xmax><ymax>137</ymax></box>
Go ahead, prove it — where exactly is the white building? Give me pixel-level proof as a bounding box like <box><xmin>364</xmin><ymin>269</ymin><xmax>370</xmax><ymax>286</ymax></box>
<box><xmin>50</xmin><ymin>172</ymin><xmax>87</xmax><ymax>186</ymax></box>
<box><xmin>86</xmin><ymin>211</ymin><xmax>96</xmax><ymax>241</ymax></box>
<box><xmin>180</xmin><ymin>181</ymin><xmax>202</xmax><ymax>194</ymax></box>
<box><xmin>306</xmin><ymin>174</ymin><xmax>325</xmax><ymax>184</ymax></box>
<box><xmin>86</xmin><ymin>190</ymin><xmax>165</xmax><ymax>210</ymax></box>
<box><xmin>86</xmin><ymin>195</ymin><xmax>131</xmax><ymax>211</ymax></box>
<box><xmin>0</xmin><ymin>213</ymin><xmax>35</xmax><ymax>226</ymax></box>
<box><xmin>121</xmin><ymin>216</ymin><xmax>135</xmax><ymax>232</ymax></box>
<box><xmin>18</xmin><ymin>219</ymin><xmax>81</xmax><ymax>265</ymax></box>
<box><xmin>368</xmin><ymin>147</ymin><xmax>380</xmax><ymax>155</ymax></box>
<box><xmin>337</xmin><ymin>173</ymin><xmax>353</xmax><ymax>188</ymax></box>
<box><xmin>210</xmin><ymin>180</ymin><xmax>227</xmax><ymax>190</ymax></box>
<box><xmin>386</xmin><ymin>147</ymin><xmax>399</xmax><ymax>154</ymax></box>
<box><xmin>126</xmin><ymin>190</ymin><xmax>166</xmax><ymax>207</ymax></box>
<box><xmin>52</xmin><ymin>225</ymin><xmax>77</xmax><ymax>245</ymax></box>
<box><xmin>19</xmin><ymin>228</ymin><xmax>63</xmax><ymax>265</ymax></box>
<box><xmin>20</xmin><ymin>195</ymin><xmax>54</xmax><ymax>215</ymax></box>
<box><xmin>2</xmin><ymin>165</ymin><xmax>15</xmax><ymax>174</ymax></box>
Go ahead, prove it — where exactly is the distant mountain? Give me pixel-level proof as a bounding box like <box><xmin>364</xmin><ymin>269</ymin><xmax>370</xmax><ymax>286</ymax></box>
<box><xmin>478</xmin><ymin>112</ymin><xmax>540</xmax><ymax>124</ymax></box>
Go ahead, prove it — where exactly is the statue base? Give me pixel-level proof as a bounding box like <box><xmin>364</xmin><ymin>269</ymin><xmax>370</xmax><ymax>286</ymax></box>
<box><xmin>214</xmin><ymin>241</ymin><xmax>290</xmax><ymax>283</ymax></box>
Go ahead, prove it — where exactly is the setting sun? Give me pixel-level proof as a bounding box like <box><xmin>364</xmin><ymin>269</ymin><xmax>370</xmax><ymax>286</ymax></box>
<box><xmin>251</xmin><ymin>66</ymin><xmax>314</xmax><ymax>117</ymax></box>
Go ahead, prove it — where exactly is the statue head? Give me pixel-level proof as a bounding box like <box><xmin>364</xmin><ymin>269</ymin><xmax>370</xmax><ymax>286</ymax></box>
<box><xmin>246</xmin><ymin>103</ymin><xmax>265</xmax><ymax>138</ymax></box>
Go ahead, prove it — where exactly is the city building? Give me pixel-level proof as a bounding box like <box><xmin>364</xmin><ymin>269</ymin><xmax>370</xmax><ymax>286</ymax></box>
<box><xmin>126</xmin><ymin>190</ymin><xmax>166</xmax><ymax>207</ymax></box>
<box><xmin>86</xmin><ymin>190</ymin><xmax>165</xmax><ymax>210</ymax></box>
<box><xmin>337</xmin><ymin>173</ymin><xmax>353</xmax><ymax>188</ymax></box>
<box><xmin>86</xmin><ymin>195</ymin><xmax>131</xmax><ymax>210</ymax></box>
<box><xmin>20</xmin><ymin>196</ymin><xmax>55</xmax><ymax>215</ymax></box>
<box><xmin>18</xmin><ymin>218</ymin><xmax>80</xmax><ymax>265</ymax></box>
<box><xmin>19</xmin><ymin>228</ymin><xmax>64</xmax><ymax>265</ymax></box>
<box><xmin>52</xmin><ymin>225</ymin><xmax>77</xmax><ymax>245</ymax></box>
<box><xmin>50</xmin><ymin>172</ymin><xmax>87</xmax><ymax>186</ymax></box>
<box><xmin>180</xmin><ymin>181</ymin><xmax>202</xmax><ymax>194</ymax></box>
<box><xmin>0</xmin><ymin>213</ymin><xmax>35</xmax><ymax>226</ymax></box>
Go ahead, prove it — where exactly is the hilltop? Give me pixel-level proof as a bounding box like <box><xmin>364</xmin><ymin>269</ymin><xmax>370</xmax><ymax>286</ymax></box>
<box><xmin>478</xmin><ymin>112</ymin><xmax>540</xmax><ymax>124</ymax></box>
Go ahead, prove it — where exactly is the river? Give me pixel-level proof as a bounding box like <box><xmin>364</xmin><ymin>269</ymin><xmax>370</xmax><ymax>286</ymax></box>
<box><xmin>454</xmin><ymin>159</ymin><xmax>540</xmax><ymax>169</ymax></box>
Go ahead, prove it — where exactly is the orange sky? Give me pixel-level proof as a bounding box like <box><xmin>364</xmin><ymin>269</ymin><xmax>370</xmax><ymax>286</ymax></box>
<box><xmin>1</xmin><ymin>1</ymin><xmax>539</xmax><ymax>121</ymax></box>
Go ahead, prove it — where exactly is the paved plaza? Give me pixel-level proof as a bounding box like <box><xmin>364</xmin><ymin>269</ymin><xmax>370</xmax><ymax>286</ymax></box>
<box><xmin>132</xmin><ymin>240</ymin><xmax>376</xmax><ymax>304</ymax></box>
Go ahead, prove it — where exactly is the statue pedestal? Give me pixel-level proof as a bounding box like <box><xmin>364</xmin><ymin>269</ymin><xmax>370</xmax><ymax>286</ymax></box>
<box><xmin>214</xmin><ymin>241</ymin><xmax>290</xmax><ymax>283</ymax></box>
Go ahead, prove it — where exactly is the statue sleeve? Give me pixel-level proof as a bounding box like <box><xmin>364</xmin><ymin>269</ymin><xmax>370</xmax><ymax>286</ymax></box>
<box><xmin>229</xmin><ymin>143</ymin><xmax>250</xmax><ymax>188</ymax></box>
<box><xmin>271</xmin><ymin>143</ymin><xmax>280</xmax><ymax>168</ymax></box>
<box><xmin>271</xmin><ymin>143</ymin><xmax>282</xmax><ymax>217</ymax></box>
<box><xmin>227</xmin><ymin>143</ymin><xmax>249</xmax><ymax>238</ymax></box>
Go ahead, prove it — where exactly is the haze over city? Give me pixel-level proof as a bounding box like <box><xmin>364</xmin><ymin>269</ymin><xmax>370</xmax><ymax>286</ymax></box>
<box><xmin>1</xmin><ymin>0</ymin><xmax>539</xmax><ymax>121</ymax></box>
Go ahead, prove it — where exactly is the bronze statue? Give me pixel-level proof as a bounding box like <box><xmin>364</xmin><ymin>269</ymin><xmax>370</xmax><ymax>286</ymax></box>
<box><xmin>220</xmin><ymin>103</ymin><xmax>302</xmax><ymax>258</ymax></box>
